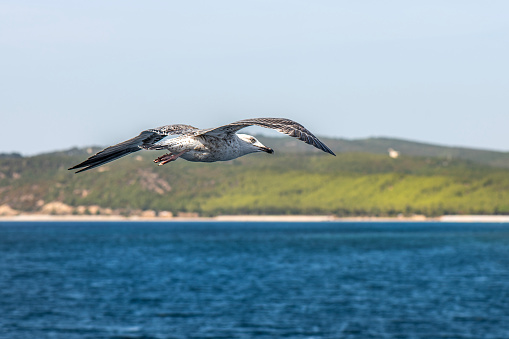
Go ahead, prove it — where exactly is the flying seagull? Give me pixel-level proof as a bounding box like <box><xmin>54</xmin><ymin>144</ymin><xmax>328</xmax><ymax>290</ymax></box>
<box><xmin>69</xmin><ymin>117</ymin><xmax>335</xmax><ymax>173</ymax></box>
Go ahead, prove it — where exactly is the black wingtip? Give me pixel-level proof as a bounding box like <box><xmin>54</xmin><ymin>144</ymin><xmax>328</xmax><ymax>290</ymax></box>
<box><xmin>68</xmin><ymin>163</ymin><xmax>91</xmax><ymax>172</ymax></box>
<box><xmin>315</xmin><ymin>139</ymin><xmax>335</xmax><ymax>156</ymax></box>
<box><xmin>325</xmin><ymin>145</ymin><xmax>336</xmax><ymax>156</ymax></box>
<box><xmin>323</xmin><ymin>149</ymin><xmax>336</xmax><ymax>156</ymax></box>
<box><xmin>74</xmin><ymin>167</ymin><xmax>89</xmax><ymax>174</ymax></box>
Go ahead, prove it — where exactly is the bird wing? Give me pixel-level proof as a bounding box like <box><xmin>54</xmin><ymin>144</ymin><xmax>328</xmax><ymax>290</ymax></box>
<box><xmin>196</xmin><ymin>118</ymin><xmax>335</xmax><ymax>156</ymax></box>
<box><xmin>146</xmin><ymin>124</ymin><xmax>199</xmax><ymax>136</ymax></box>
<box><xmin>68</xmin><ymin>124</ymin><xmax>199</xmax><ymax>173</ymax></box>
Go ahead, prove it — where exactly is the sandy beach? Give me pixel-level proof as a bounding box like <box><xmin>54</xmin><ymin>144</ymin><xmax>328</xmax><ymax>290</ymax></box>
<box><xmin>1</xmin><ymin>214</ymin><xmax>509</xmax><ymax>223</ymax></box>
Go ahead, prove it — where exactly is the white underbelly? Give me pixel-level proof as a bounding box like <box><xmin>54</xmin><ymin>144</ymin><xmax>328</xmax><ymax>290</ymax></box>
<box><xmin>179</xmin><ymin>149</ymin><xmax>240</xmax><ymax>162</ymax></box>
<box><xmin>164</xmin><ymin>135</ymin><xmax>243</xmax><ymax>162</ymax></box>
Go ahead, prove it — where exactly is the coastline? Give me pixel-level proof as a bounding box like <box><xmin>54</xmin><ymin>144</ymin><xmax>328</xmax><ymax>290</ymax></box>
<box><xmin>1</xmin><ymin>214</ymin><xmax>509</xmax><ymax>223</ymax></box>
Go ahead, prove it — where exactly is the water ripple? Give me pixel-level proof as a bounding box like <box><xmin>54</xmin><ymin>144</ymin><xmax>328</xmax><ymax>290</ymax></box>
<box><xmin>1</xmin><ymin>221</ymin><xmax>509</xmax><ymax>338</ymax></box>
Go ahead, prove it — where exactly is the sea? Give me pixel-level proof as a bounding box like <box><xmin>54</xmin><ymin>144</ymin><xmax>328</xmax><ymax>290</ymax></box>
<box><xmin>1</xmin><ymin>221</ymin><xmax>509</xmax><ymax>339</ymax></box>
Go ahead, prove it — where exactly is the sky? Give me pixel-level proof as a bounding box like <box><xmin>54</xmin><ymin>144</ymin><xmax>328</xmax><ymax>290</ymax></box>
<box><xmin>1</xmin><ymin>0</ymin><xmax>508</xmax><ymax>155</ymax></box>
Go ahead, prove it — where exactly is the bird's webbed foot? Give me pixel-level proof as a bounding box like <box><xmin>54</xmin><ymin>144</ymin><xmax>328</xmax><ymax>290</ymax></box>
<box><xmin>153</xmin><ymin>150</ymin><xmax>188</xmax><ymax>166</ymax></box>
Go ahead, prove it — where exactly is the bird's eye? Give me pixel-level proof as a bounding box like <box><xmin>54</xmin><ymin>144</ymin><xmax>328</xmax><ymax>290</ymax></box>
<box><xmin>250</xmin><ymin>138</ymin><xmax>256</xmax><ymax>143</ymax></box>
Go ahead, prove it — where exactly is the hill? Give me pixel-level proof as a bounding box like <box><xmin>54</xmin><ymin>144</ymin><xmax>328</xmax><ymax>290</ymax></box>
<box><xmin>1</xmin><ymin>136</ymin><xmax>508</xmax><ymax>217</ymax></box>
<box><xmin>258</xmin><ymin>136</ymin><xmax>509</xmax><ymax>168</ymax></box>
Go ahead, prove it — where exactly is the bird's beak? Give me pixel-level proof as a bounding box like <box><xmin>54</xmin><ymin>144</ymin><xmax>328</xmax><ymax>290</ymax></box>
<box><xmin>258</xmin><ymin>146</ymin><xmax>274</xmax><ymax>154</ymax></box>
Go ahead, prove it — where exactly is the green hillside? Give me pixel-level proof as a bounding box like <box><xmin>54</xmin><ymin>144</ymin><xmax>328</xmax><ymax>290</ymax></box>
<box><xmin>258</xmin><ymin>135</ymin><xmax>509</xmax><ymax>168</ymax></box>
<box><xmin>1</xmin><ymin>141</ymin><xmax>508</xmax><ymax>217</ymax></box>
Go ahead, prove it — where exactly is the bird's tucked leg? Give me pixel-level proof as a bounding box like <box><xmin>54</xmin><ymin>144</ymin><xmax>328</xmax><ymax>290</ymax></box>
<box><xmin>153</xmin><ymin>150</ymin><xmax>188</xmax><ymax>166</ymax></box>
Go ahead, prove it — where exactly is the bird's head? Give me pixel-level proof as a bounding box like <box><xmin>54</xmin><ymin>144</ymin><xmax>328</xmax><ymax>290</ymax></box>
<box><xmin>237</xmin><ymin>134</ymin><xmax>274</xmax><ymax>154</ymax></box>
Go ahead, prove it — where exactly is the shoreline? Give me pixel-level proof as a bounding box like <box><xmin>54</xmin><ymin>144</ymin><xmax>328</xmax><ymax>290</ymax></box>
<box><xmin>1</xmin><ymin>214</ymin><xmax>509</xmax><ymax>223</ymax></box>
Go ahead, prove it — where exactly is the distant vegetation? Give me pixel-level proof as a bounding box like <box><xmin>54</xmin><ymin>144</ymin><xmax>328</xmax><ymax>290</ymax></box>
<box><xmin>265</xmin><ymin>136</ymin><xmax>509</xmax><ymax>169</ymax></box>
<box><xmin>1</xmin><ymin>136</ymin><xmax>508</xmax><ymax>217</ymax></box>
<box><xmin>0</xmin><ymin>153</ymin><xmax>22</xmax><ymax>159</ymax></box>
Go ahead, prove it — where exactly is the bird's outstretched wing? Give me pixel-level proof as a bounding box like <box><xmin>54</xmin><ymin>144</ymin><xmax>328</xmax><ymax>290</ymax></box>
<box><xmin>68</xmin><ymin>124</ymin><xmax>198</xmax><ymax>173</ymax></box>
<box><xmin>196</xmin><ymin>118</ymin><xmax>335</xmax><ymax>156</ymax></box>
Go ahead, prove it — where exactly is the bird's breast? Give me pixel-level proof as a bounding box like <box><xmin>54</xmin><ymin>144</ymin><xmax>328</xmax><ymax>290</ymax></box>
<box><xmin>178</xmin><ymin>136</ymin><xmax>243</xmax><ymax>162</ymax></box>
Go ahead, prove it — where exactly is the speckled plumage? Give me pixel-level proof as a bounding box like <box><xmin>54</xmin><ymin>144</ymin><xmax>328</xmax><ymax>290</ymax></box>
<box><xmin>69</xmin><ymin>118</ymin><xmax>335</xmax><ymax>173</ymax></box>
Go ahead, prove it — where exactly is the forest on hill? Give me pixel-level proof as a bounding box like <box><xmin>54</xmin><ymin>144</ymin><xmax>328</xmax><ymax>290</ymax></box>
<box><xmin>1</xmin><ymin>136</ymin><xmax>508</xmax><ymax>217</ymax></box>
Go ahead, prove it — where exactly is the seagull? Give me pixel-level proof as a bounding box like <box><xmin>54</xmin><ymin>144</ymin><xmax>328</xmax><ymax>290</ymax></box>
<box><xmin>69</xmin><ymin>117</ymin><xmax>335</xmax><ymax>173</ymax></box>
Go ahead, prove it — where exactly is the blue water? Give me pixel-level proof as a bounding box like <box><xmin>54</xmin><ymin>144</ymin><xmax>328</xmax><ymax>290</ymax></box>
<box><xmin>1</xmin><ymin>222</ymin><xmax>509</xmax><ymax>339</ymax></box>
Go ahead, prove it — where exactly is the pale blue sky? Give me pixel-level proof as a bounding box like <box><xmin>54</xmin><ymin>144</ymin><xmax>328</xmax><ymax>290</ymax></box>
<box><xmin>1</xmin><ymin>0</ymin><xmax>508</xmax><ymax>155</ymax></box>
